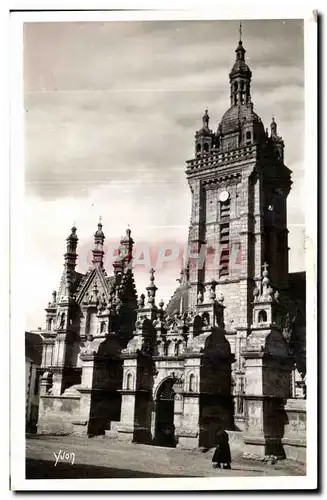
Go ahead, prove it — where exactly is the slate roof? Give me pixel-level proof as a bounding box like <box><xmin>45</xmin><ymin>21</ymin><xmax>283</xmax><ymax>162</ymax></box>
<box><xmin>25</xmin><ymin>331</ymin><xmax>43</xmax><ymax>365</ymax></box>
<box><xmin>165</xmin><ymin>283</ymin><xmax>189</xmax><ymax>318</ymax></box>
<box><xmin>220</xmin><ymin>104</ymin><xmax>263</xmax><ymax>134</ymax></box>
<box><xmin>230</xmin><ymin>59</ymin><xmax>251</xmax><ymax>76</ymax></box>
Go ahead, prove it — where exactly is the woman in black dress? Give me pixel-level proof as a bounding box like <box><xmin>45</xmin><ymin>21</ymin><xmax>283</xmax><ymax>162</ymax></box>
<box><xmin>212</xmin><ymin>428</ymin><xmax>232</xmax><ymax>469</ymax></box>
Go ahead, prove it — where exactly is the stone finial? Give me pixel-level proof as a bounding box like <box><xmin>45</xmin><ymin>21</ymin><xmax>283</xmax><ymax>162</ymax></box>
<box><xmin>218</xmin><ymin>293</ymin><xmax>224</xmax><ymax>304</ymax></box>
<box><xmin>52</xmin><ymin>290</ymin><xmax>57</xmax><ymax>304</ymax></box>
<box><xmin>66</xmin><ymin>225</ymin><xmax>78</xmax><ymax>253</ymax></box>
<box><xmin>158</xmin><ymin>299</ymin><xmax>165</xmax><ymax>321</ymax></box>
<box><xmin>274</xmin><ymin>290</ymin><xmax>280</xmax><ymax>302</ymax></box>
<box><xmin>146</xmin><ymin>268</ymin><xmax>158</xmax><ymax>305</ymax></box>
<box><xmin>177</xmin><ymin>268</ymin><xmax>185</xmax><ymax>285</ymax></box>
<box><xmin>270</xmin><ymin>116</ymin><xmax>277</xmax><ymax>137</ymax></box>
<box><xmin>138</xmin><ymin>293</ymin><xmax>145</xmax><ymax>309</ymax></box>
<box><xmin>197</xmin><ymin>290</ymin><xmax>204</xmax><ymax>304</ymax></box>
<box><xmin>94</xmin><ymin>218</ymin><xmax>105</xmax><ymax>242</ymax></box>
<box><xmin>119</xmin><ymin>227</ymin><xmax>134</xmax><ymax>265</ymax></box>
<box><xmin>202</xmin><ymin>109</ymin><xmax>209</xmax><ymax>129</ymax></box>
<box><xmin>253</xmin><ymin>286</ymin><xmax>260</xmax><ymax>302</ymax></box>
<box><xmin>209</xmin><ymin>279</ymin><xmax>218</xmax><ymax>301</ymax></box>
<box><xmin>261</xmin><ymin>263</ymin><xmax>273</xmax><ymax>302</ymax></box>
<box><xmin>262</xmin><ymin>262</ymin><xmax>269</xmax><ymax>279</ymax></box>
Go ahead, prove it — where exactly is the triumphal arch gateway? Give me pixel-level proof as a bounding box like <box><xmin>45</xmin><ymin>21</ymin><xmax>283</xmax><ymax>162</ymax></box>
<box><xmin>36</xmin><ymin>34</ymin><xmax>306</xmax><ymax>459</ymax></box>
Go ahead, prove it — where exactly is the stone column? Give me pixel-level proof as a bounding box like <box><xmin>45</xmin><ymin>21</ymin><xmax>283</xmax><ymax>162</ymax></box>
<box><xmin>242</xmin><ymin>351</ymin><xmax>292</xmax><ymax>459</ymax></box>
<box><xmin>173</xmin><ymin>381</ymin><xmax>184</xmax><ymax>443</ymax></box>
<box><xmin>73</xmin><ymin>343</ymin><xmax>120</xmax><ymax>437</ymax></box>
<box><xmin>116</xmin><ymin>357</ymin><xmax>138</xmax><ymax>442</ymax></box>
<box><xmin>117</xmin><ymin>353</ymin><xmax>154</xmax><ymax>445</ymax></box>
<box><xmin>72</xmin><ymin>352</ymin><xmax>96</xmax><ymax>436</ymax></box>
<box><xmin>253</xmin><ymin>173</ymin><xmax>264</xmax><ymax>281</ymax></box>
<box><xmin>178</xmin><ymin>393</ymin><xmax>200</xmax><ymax>449</ymax></box>
<box><xmin>39</xmin><ymin>371</ymin><xmax>53</xmax><ymax>396</ymax></box>
<box><xmin>177</xmin><ymin>356</ymin><xmax>201</xmax><ymax>449</ymax></box>
<box><xmin>187</xmin><ymin>179</ymin><xmax>206</xmax><ymax>309</ymax></box>
<box><xmin>51</xmin><ymin>331</ymin><xmax>69</xmax><ymax>395</ymax></box>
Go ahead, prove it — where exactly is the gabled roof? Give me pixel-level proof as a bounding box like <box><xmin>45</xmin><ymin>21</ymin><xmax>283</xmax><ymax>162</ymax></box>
<box><xmin>75</xmin><ymin>266</ymin><xmax>115</xmax><ymax>304</ymax></box>
<box><xmin>56</xmin><ymin>269</ymin><xmax>85</xmax><ymax>303</ymax></box>
<box><xmin>165</xmin><ymin>282</ymin><xmax>189</xmax><ymax>319</ymax></box>
<box><xmin>25</xmin><ymin>331</ymin><xmax>43</xmax><ymax>365</ymax></box>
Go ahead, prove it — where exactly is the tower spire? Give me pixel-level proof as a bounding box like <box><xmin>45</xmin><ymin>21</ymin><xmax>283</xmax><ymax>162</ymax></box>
<box><xmin>229</xmin><ymin>24</ymin><xmax>252</xmax><ymax>107</ymax></box>
<box><xmin>92</xmin><ymin>218</ymin><xmax>105</xmax><ymax>267</ymax></box>
<box><xmin>64</xmin><ymin>225</ymin><xmax>78</xmax><ymax>298</ymax></box>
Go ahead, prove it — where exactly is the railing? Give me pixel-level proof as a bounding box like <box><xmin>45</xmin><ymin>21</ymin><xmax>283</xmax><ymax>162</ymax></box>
<box><xmin>186</xmin><ymin>144</ymin><xmax>257</xmax><ymax>173</ymax></box>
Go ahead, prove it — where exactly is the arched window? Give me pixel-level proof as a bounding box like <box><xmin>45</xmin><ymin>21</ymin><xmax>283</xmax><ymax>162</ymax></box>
<box><xmin>59</xmin><ymin>312</ymin><xmax>65</xmax><ymax>329</ymax></box>
<box><xmin>189</xmin><ymin>374</ymin><xmax>196</xmax><ymax>393</ymax></box>
<box><xmin>100</xmin><ymin>321</ymin><xmax>106</xmax><ymax>333</ymax></box>
<box><xmin>246</xmin><ymin>131</ymin><xmax>251</xmax><ymax>140</ymax></box>
<box><xmin>203</xmin><ymin>143</ymin><xmax>209</xmax><ymax>153</ymax></box>
<box><xmin>258</xmin><ymin>310</ymin><xmax>267</xmax><ymax>323</ymax></box>
<box><xmin>234</xmin><ymin>82</ymin><xmax>238</xmax><ymax>91</ymax></box>
<box><xmin>163</xmin><ymin>342</ymin><xmax>169</xmax><ymax>356</ymax></box>
<box><xmin>202</xmin><ymin>312</ymin><xmax>210</xmax><ymax>327</ymax></box>
<box><xmin>48</xmin><ymin>318</ymin><xmax>52</xmax><ymax>330</ymax></box>
<box><xmin>126</xmin><ymin>373</ymin><xmax>133</xmax><ymax>390</ymax></box>
<box><xmin>196</xmin><ymin>143</ymin><xmax>201</xmax><ymax>153</ymax></box>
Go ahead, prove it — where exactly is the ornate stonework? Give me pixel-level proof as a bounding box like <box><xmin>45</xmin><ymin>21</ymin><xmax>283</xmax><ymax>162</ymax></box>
<box><xmin>36</xmin><ymin>30</ymin><xmax>305</xmax><ymax>456</ymax></box>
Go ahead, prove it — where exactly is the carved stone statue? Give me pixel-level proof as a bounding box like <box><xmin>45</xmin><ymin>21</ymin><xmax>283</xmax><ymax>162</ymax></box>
<box><xmin>59</xmin><ymin>312</ymin><xmax>65</xmax><ymax>329</ymax></box>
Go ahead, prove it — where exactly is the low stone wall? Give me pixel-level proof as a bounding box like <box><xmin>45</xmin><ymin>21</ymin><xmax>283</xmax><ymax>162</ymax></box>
<box><xmin>282</xmin><ymin>398</ymin><xmax>306</xmax><ymax>463</ymax></box>
<box><xmin>37</xmin><ymin>394</ymin><xmax>80</xmax><ymax>435</ymax></box>
<box><xmin>227</xmin><ymin>430</ymin><xmax>245</xmax><ymax>455</ymax></box>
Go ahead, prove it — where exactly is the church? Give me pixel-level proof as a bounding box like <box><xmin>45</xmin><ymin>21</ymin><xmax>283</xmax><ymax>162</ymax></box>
<box><xmin>35</xmin><ymin>31</ymin><xmax>306</xmax><ymax>460</ymax></box>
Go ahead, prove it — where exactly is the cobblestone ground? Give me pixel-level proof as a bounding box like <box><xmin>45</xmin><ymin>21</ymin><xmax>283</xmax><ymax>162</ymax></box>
<box><xmin>26</xmin><ymin>434</ymin><xmax>306</xmax><ymax>479</ymax></box>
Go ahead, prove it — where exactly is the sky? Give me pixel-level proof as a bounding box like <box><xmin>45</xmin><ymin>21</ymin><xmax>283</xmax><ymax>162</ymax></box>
<box><xmin>23</xmin><ymin>19</ymin><xmax>305</xmax><ymax>329</ymax></box>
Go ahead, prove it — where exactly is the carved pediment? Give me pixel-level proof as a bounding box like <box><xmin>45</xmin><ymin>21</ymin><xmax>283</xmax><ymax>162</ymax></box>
<box><xmin>76</xmin><ymin>267</ymin><xmax>112</xmax><ymax>306</ymax></box>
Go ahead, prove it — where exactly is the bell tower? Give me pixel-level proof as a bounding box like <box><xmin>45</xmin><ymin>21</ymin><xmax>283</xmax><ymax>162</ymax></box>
<box><xmin>229</xmin><ymin>24</ymin><xmax>252</xmax><ymax>108</ymax></box>
<box><xmin>184</xmin><ymin>26</ymin><xmax>292</xmax><ymax>426</ymax></box>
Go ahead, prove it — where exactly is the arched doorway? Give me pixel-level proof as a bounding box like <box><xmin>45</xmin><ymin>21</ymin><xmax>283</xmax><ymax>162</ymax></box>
<box><xmin>155</xmin><ymin>378</ymin><xmax>177</xmax><ymax>447</ymax></box>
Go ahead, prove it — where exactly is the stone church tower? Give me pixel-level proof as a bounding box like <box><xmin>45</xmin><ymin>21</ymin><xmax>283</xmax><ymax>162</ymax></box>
<box><xmin>183</xmin><ymin>34</ymin><xmax>292</xmax><ymax>428</ymax></box>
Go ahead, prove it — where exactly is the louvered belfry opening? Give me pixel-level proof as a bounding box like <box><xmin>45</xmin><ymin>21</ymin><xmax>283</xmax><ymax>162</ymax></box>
<box><xmin>219</xmin><ymin>199</ymin><xmax>231</xmax><ymax>277</ymax></box>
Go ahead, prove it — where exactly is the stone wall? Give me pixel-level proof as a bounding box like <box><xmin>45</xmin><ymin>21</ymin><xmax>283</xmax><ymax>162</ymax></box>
<box><xmin>282</xmin><ymin>398</ymin><xmax>306</xmax><ymax>462</ymax></box>
<box><xmin>37</xmin><ymin>394</ymin><xmax>80</xmax><ymax>435</ymax></box>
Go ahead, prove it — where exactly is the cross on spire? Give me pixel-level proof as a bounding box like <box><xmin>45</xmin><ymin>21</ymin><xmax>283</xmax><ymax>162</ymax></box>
<box><xmin>262</xmin><ymin>262</ymin><xmax>269</xmax><ymax>274</ymax></box>
<box><xmin>239</xmin><ymin>21</ymin><xmax>242</xmax><ymax>42</ymax></box>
